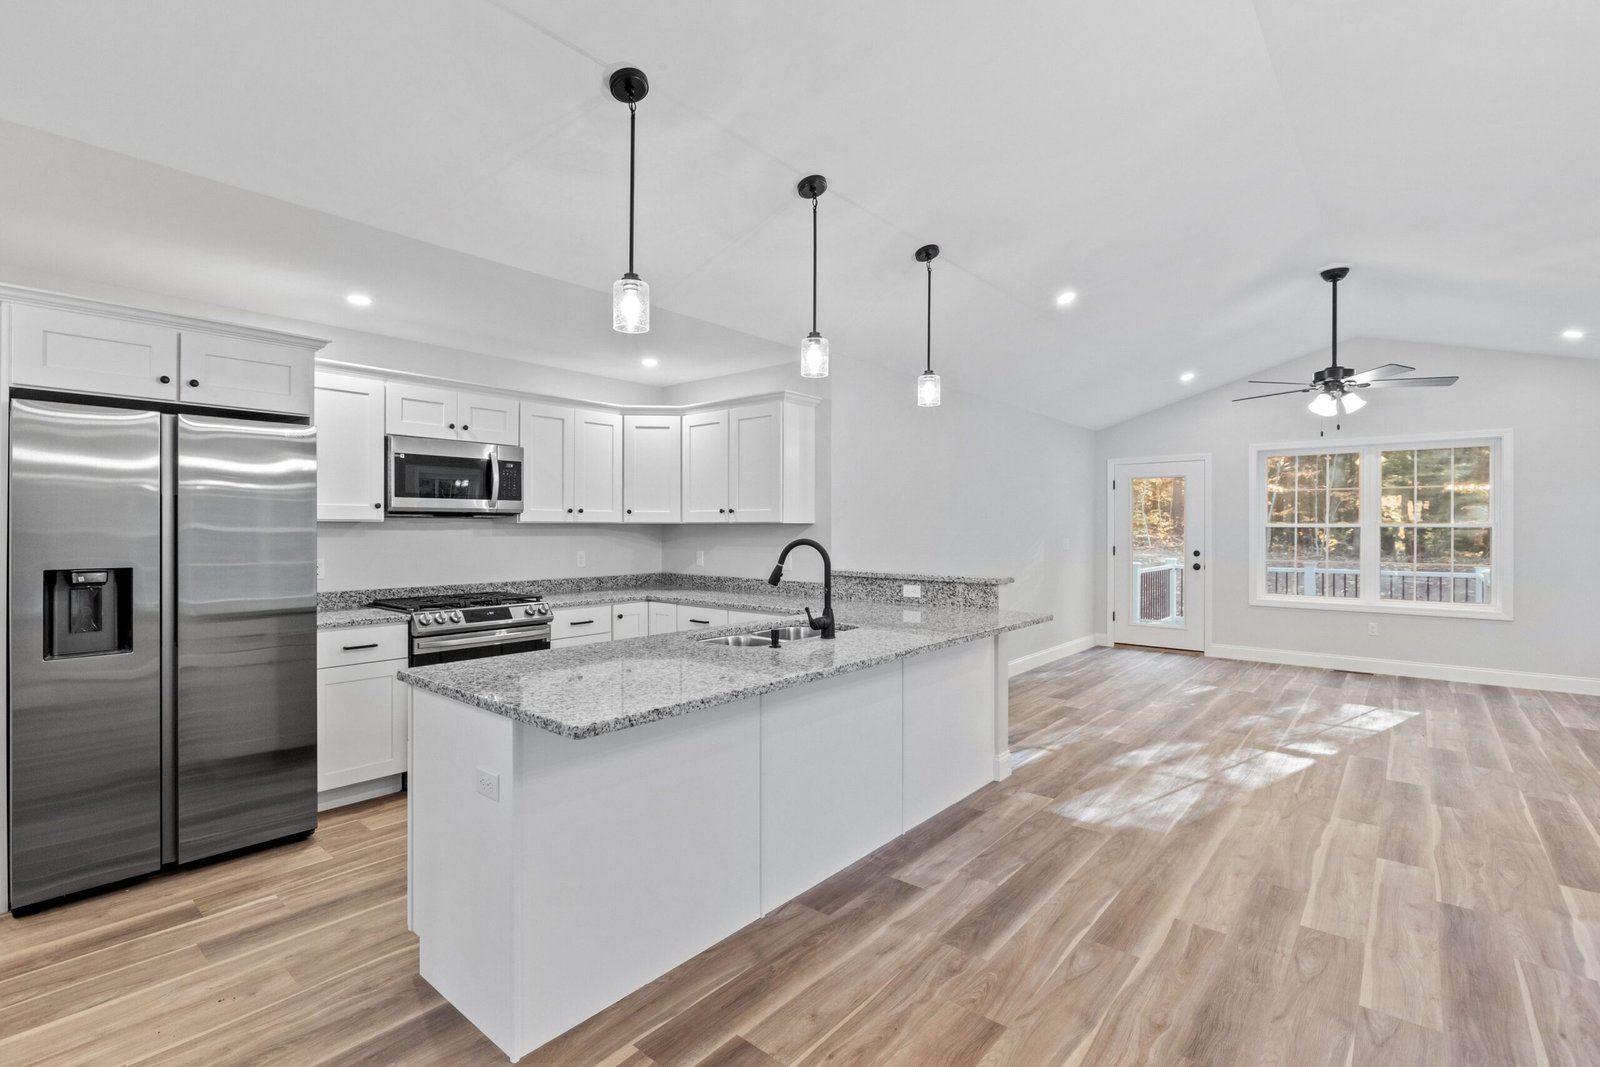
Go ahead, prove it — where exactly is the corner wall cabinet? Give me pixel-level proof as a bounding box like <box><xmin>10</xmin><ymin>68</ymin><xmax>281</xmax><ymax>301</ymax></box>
<box><xmin>622</xmin><ymin>415</ymin><xmax>682</xmax><ymax>523</ymax></box>
<box><xmin>684</xmin><ymin>398</ymin><xmax>816</xmax><ymax>525</ymax></box>
<box><xmin>386</xmin><ymin>383</ymin><xmax>518</xmax><ymax>445</ymax></box>
<box><xmin>314</xmin><ymin>372</ymin><xmax>386</xmax><ymax>522</ymax></box>
<box><xmin>5</xmin><ymin>292</ymin><xmax>323</xmax><ymax>416</ymax></box>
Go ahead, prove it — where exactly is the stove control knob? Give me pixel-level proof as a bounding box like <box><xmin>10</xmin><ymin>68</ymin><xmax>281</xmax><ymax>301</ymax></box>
<box><xmin>433</xmin><ymin>612</ymin><xmax>448</xmax><ymax>624</ymax></box>
<box><xmin>450</xmin><ymin>611</ymin><xmax>463</xmax><ymax>623</ymax></box>
<box><xmin>417</xmin><ymin>615</ymin><xmax>432</xmax><ymax>627</ymax></box>
<box><xmin>524</xmin><ymin>606</ymin><xmax>536</xmax><ymax>616</ymax></box>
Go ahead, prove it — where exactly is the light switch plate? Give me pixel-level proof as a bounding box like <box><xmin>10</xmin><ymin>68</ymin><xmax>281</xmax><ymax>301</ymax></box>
<box><xmin>576</xmin><ymin>551</ymin><xmax>586</xmax><ymax>568</ymax></box>
<box><xmin>315</xmin><ymin>558</ymin><xmax>325</xmax><ymax>580</ymax></box>
<box><xmin>696</xmin><ymin>551</ymin><xmax>705</xmax><ymax>566</ymax></box>
<box><xmin>475</xmin><ymin>768</ymin><xmax>500</xmax><ymax>802</ymax></box>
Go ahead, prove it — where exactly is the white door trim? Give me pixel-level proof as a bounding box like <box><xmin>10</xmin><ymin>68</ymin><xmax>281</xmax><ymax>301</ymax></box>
<box><xmin>1106</xmin><ymin>454</ymin><xmax>1212</xmax><ymax>653</ymax></box>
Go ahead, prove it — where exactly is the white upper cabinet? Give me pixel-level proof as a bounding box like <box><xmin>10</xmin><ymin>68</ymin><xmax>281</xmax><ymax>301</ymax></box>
<box><xmin>573</xmin><ymin>408</ymin><xmax>623</xmax><ymax>522</ymax></box>
<box><xmin>385</xmin><ymin>382</ymin><xmax>459</xmax><ymax>438</ymax></box>
<box><xmin>8</xmin><ymin>304</ymin><xmax>179</xmax><ymax>402</ymax></box>
<box><xmin>178</xmin><ymin>329</ymin><xmax>313</xmax><ymax>416</ymax></box>
<box><xmin>727</xmin><ymin>397</ymin><xmax>816</xmax><ymax>524</ymax></box>
<box><xmin>314</xmin><ymin>372</ymin><xmax>386</xmax><ymax>522</ymax></box>
<box><xmin>623</xmin><ymin>414</ymin><xmax>682</xmax><ymax>523</ymax></box>
<box><xmin>5</xmin><ymin>295</ymin><xmax>323</xmax><ymax>414</ymax></box>
<box><xmin>682</xmin><ymin>408</ymin><xmax>730</xmax><ymax>523</ymax></box>
<box><xmin>518</xmin><ymin>401</ymin><xmax>575</xmax><ymax>523</ymax></box>
<box><xmin>456</xmin><ymin>390</ymin><xmax>519</xmax><ymax>446</ymax></box>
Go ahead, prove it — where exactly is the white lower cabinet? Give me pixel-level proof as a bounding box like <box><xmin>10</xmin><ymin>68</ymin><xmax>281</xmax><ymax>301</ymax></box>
<box><xmin>317</xmin><ymin>660</ymin><xmax>408</xmax><ymax>794</ymax></box>
<box><xmin>649</xmin><ymin>603</ymin><xmax>679</xmax><ymax>635</ymax></box>
<box><xmin>554</xmin><ymin>631</ymin><xmax>613</xmax><ymax>649</ymax></box>
<box><xmin>677</xmin><ymin>605</ymin><xmax>729</xmax><ymax>631</ymax></box>
<box><xmin>726</xmin><ymin>610</ymin><xmax>775</xmax><ymax>626</ymax></box>
<box><xmin>613</xmin><ymin>602</ymin><xmax>648</xmax><ymax>640</ymax></box>
<box><xmin>550</xmin><ymin>606</ymin><xmax>612</xmax><ymax>641</ymax></box>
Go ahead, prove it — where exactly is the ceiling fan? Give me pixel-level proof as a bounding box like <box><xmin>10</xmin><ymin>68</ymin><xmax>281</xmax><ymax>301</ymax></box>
<box><xmin>1234</xmin><ymin>265</ymin><xmax>1459</xmax><ymax>416</ymax></box>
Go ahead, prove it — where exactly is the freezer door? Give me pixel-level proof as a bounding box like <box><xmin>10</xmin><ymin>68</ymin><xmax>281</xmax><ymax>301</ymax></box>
<box><xmin>8</xmin><ymin>399</ymin><xmax>163</xmax><ymax>907</ymax></box>
<box><xmin>176</xmin><ymin>414</ymin><xmax>318</xmax><ymax>862</ymax></box>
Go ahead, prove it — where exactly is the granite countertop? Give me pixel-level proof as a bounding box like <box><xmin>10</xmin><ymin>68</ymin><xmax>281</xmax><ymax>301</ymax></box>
<box><xmin>318</xmin><ymin>607</ymin><xmax>408</xmax><ymax>630</ymax></box>
<box><xmin>395</xmin><ymin>600</ymin><xmax>1050</xmax><ymax>739</ymax></box>
<box><xmin>543</xmin><ymin>588</ymin><xmax>820</xmax><ymax>615</ymax></box>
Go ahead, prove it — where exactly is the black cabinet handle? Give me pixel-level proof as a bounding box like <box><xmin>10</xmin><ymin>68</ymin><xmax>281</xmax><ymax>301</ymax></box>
<box><xmin>159</xmin><ymin>375</ymin><xmax>171</xmax><ymax>384</ymax></box>
<box><xmin>567</xmin><ymin>508</ymin><xmax>574</xmax><ymax>514</ymax></box>
<box><xmin>462</xmin><ymin>425</ymin><xmax>469</xmax><ymax>430</ymax></box>
<box><xmin>342</xmin><ymin>642</ymin><xmax>379</xmax><ymax>651</ymax></box>
<box><xmin>626</xmin><ymin>508</ymin><xmax>633</xmax><ymax>514</ymax></box>
<box><xmin>569</xmin><ymin>620</ymin><xmax>595</xmax><ymax>626</ymax></box>
<box><xmin>689</xmin><ymin>618</ymin><xmax>710</xmax><ymax>625</ymax></box>
<box><xmin>617</xmin><ymin>613</ymin><xmax>624</xmax><ymax>619</ymax></box>
<box><xmin>1193</xmin><ymin>550</ymin><xmax>1201</xmax><ymax>557</ymax></box>
<box><xmin>188</xmin><ymin>379</ymin><xmax>199</xmax><ymax>388</ymax></box>
<box><xmin>577</xmin><ymin>508</ymin><xmax>584</xmax><ymax>513</ymax></box>
<box><xmin>719</xmin><ymin>508</ymin><xmax>726</xmax><ymax>514</ymax></box>
<box><xmin>374</xmin><ymin>502</ymin><xmax>382</xmax><ymax>509</ymax></box>
<box><xmin>448</xmin><ymin>423</ymin><xmax>456</xmax><ymax>429</ymax></box>
<box><xmin>728</xmin><ymin>509</ymin><xmax>735</xmax><ymax>514</ymax></box>
<box><xmin>1193</xmin><ymin>563</ymin><xmax>1202</xmax><ymax>571</ymax></box>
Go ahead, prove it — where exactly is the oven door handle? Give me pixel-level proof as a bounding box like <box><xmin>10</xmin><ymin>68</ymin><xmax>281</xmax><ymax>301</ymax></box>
<box><xmin>412</xmin><ymin>625</ymin><xmax>550</xmax><ymax>652</ymax></box>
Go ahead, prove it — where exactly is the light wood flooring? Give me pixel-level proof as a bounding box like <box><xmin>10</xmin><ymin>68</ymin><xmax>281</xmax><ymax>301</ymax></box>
<box><xmin>4</xmin><ymin>647</ymin><xmax>1600</xmax><ymax>1065</ymax></box>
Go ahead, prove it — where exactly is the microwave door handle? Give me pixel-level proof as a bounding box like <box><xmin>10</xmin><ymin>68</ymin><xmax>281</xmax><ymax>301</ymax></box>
<box><xmin>488</xmin><ymin>449</ymin><xmax>501</xmax><ymax>508</ymax></box>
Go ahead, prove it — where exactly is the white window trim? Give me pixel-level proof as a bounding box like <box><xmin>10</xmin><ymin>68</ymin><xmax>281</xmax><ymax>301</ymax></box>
<box><xmin>1248</xmin><ymin>429</ymin><xmax>1513</xmax><ymax>621</ymax></box>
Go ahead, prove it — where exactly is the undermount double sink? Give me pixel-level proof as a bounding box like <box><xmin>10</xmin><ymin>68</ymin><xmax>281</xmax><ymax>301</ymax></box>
<box><xmin>698</xmin><ymin>624</ymin><xmax>854</xmax><ymax>647</ymax></box>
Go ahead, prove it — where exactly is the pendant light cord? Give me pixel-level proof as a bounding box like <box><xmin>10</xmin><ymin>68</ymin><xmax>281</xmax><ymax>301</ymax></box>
<box><xmin>1330</xmin><ymin>275</ymin><xmax>1337</xmax><ymax>368</ymax></box>
<box><xmin>925</xmin><ymin>261</ymin><xmax>933</xmax><ymax>374</ymax></box>
<box><xmin>627</xmin><ymin>101</ymin><xmax>637</xmax><ymax>275</ymax></box>
<box><xmin>811</xmin><ymin>197</ymin><xmax>818</xmax><ymax>334</ymax></box>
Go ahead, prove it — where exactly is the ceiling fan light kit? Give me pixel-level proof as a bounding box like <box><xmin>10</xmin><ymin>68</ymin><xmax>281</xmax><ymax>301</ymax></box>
<box><xmin>915</xmin><ymin>243</ymin><xmax>942</xmax><ymax>407</ymax></box>
<box><xmin>1233</xmin><ymin>265</ymin><xmax>1460</xmax><ymax>425</ymax></box>
<box><xmin>610</xmin><ymin>66</ymin><xmax>650</xmax><ymax>334</ymax></box>
<box><xmin>797</xmin><ymin>174</ymin><xmax>830</xmax><ymax>378</ymax></box>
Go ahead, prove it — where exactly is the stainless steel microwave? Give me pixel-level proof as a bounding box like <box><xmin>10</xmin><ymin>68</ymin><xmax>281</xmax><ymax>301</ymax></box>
<box><xmin>385</xmin><ymin>435</ymin><xmax>524</xmax><ymax>515</ymax></box>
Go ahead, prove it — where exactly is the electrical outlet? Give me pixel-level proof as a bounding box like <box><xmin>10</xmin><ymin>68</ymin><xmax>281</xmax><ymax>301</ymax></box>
<box><xmin>576</xmin><ymin>551</ymin><xmax>586</xmax><ymax>568</ymax></box>
<box><xmin>474</xmin><ymin>768</ymin><xmax>500</xmax><ymax>802</ymax></box>
<box><xmin>696</xmin><ymin>551</ymin><xmax>705</xmax><ymax>566</ymax></box>
<box><xmin>1367</xmin><ymin>621</ymin><xmax>1379</xmax><ymax>636</ymax></box>
<box><xmin>902</xmin><ymin>584</ymin><xmax>923</xmax><ymax>599</ymax></box>
<box><xmin>315</xmin><ymin>558</ymin><xmax>325</xmax><ymax>580</ymax></box>
<box><xmin>1062</xmin><ymin>538</ymin><xmax>1072</xmax><ymax>551</ymax></box>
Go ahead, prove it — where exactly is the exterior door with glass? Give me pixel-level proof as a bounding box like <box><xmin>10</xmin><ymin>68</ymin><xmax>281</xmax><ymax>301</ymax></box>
<box><xmin>1111</xmin><ymin>458</ymin><xmax>1207</xmax><ymax>651</ymax></box>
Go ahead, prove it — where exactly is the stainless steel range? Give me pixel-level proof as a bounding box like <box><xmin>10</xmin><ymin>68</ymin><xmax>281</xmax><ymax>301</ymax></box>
<box><xmin>370</xmin><ymin>590</ymin><xmax>554</xmax><ymax>666</ymax></box>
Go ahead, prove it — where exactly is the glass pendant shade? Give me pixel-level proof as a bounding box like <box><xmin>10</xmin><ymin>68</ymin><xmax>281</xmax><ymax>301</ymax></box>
<box><xmin>800</xmin><ymin>332</ymin><xmax>829</xmax><ymax>378</ymax></box>
<box><xmin>1307</xmin><ymin>392</ymin><xmax>1339</xmax><ymax>417</ymax></box>
<box><xmin>916</xmin><ymin>372</ymin><xmax>942</xmax><ymax>407</ymax></box>
<box><xmin>613</xmin><ymin>273</ymin><xmax>649</xmax><ymax>334</ymax></box>
<box><xmin>1338</xmin><ymin>391</ymin><xmax>1366</xmax><ymax>414</ymax></box>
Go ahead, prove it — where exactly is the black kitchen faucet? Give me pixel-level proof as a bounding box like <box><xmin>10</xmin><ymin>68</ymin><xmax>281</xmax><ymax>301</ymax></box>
<box><xmin>768</xmin><ymin>538</ymin><xmax>835</xmax><ymax>639</ymax></box>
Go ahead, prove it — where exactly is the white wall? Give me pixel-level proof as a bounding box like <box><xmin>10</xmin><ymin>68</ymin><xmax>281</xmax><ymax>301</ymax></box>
<box><xmin>1094</xmin><ymin>338</ymin><xmax>1600</xmax><ymax>688</ymax></box>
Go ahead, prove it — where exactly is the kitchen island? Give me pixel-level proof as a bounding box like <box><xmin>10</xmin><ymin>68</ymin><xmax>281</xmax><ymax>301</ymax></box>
<box><xmin>397</xmin><ymin>599</ymin><xmax>1047</xmax><ymax>1061</ymax></box>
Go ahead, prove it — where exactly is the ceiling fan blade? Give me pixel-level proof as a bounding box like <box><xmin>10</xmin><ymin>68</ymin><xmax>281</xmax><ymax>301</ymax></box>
<box><xmin>1232</xmin><ymin>388</ymin><xmax>1312</xmax><ymax>402</ymax></box>
<box><xmin>1359</xmin><ymin>375</ymin><xmax>1459</xmax><ymax>389</ymax></box>
<box><xmin>1246</xmin><ymin>379</ymin><xmax>1311</xmax><ymax>386</ymax></box>
<box><xmin>1348</xmin><ymin>363</ymin><xmax>1416</xmax><ymax>383</ymax></box>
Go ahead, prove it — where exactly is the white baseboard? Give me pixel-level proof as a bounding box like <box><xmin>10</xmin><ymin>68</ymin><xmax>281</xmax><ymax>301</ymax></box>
<box><xmin>992</xmin><ymin>752</ymin><xmax>1013</xmax><ymax>781</ymax></box>
<box><xmin>317</xmin><ymin>774</ymin><xmax>404</xmax><ymax>813</ymax></box>
<box><xmin>1008</xmin><ymin>634</ymin><xmax>1106</xmax><ymax>677</ymax></box>
<box><xmin>1207</xmin><ymin>643</ymin><xmax>1600</xmax><ymax>697</ymax></box>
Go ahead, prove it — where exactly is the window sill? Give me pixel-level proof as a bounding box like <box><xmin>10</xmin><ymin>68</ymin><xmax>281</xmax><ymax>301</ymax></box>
<box><xmin>1249</xmin><ymin>594</ymin><xmax>1511</xmax><ymax>622</ymax></box>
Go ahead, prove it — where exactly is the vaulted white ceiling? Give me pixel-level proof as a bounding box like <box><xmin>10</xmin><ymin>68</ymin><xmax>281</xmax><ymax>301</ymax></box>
<box><xmin>0</xmin><ymin>0</ymin><xmax>1594</xmax><ymax>427</ymax></box>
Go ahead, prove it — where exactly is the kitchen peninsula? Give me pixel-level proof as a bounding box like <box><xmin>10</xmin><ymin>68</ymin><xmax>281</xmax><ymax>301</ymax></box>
<box><xmin>394</xmin><ymin>580</ymin><xmax>1047</xmax><ymax>1061</ymax></box>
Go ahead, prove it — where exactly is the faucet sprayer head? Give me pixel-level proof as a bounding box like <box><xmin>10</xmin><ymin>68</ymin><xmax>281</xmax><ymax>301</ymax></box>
<box><xmin>767</xmin><ymin>563</ymin><xmax>784</xmax><ymax>586</ymax></box>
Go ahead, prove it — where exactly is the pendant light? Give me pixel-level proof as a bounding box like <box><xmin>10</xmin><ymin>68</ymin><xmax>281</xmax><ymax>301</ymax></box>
<box><xmin>797</xmin><ymin>174</ymin><xmax>829</xmax><ymax>378</ymax></box>
<box><xmin>610</xmin><ymin>67</ymin><xmax>650</xmax><ymax>334</ymax></box>
<box><xmin>915</xmin><ymin>244</ymin><xmax>941</xmax><ymax>406</ymax></box>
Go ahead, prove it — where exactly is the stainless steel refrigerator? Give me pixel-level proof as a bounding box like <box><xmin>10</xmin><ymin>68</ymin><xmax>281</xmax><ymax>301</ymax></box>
<box><xmin>8</xmin><ymin>397</ymin><xmax>317</xmax><ymax>909</ymax></box>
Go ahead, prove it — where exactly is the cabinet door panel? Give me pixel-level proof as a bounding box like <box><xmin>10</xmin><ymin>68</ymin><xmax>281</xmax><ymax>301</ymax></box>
<box><xmin>386</xmin><ymin>383</ymin><xmax>458</xmax><ymax>439</ymax></box>
<box><xmin>317</xmin><ymin>662</ymin><xmax>408</xmax><ymax>791</ymax></box>
<box><xmin>682</xmin><ymin>409</ymin><xmax>730</xmax><ymax>523</ymax></box>
<box><xmin>519</xmin><ymin>402</ymin><xmax>574</xmax><ymax>522</ymax></box>
<box><xmin>179</xmin><ymin>330</ymin><xmax>312</xmax><ymax>416</ymax></box>
<box><xmin>573</xmin><ymin>408</ymin><xmax>623</xmax><ymax>522</ymax></box>
<box><xmin>9</xmin><ymin>304</ymin><xmax>178</xmax><ymax>401</ymax></box>
<box><xmin>623</xmin><ymin>414</ymin><xmax>682</xmax><ymax>522</ymax></box>
<box><xmin>553</xmin><ymin>631</ymin><xmax>613</xmax><ymax>648</ymax></box>
<box><xmin>314</xmin><ymin>372</ymin><xmax>386</xmax><ymax>521</ymax></box>
<box><xmin>613</xmin><ymin>602</ymin><xmax>649</xmax><ymax>641</ymax></box>
<box><xmin>649</xmin><ymin>604</ymin><xmax>679</xmax><ymax>635</ymax></box>
<box><xmin>457</xmin><ymin>390</ymin><xmax>519</xmax><ymax>446</ymax></box>
<box><xmin>729</xmin><ymin>401</ymin><xmax>782</xmax><ymax>522</ymax></box>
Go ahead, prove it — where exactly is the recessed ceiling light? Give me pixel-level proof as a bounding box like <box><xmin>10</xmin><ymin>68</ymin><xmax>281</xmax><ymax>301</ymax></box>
<box><xmin>640</xmin><ymin>357</ymin><xmax>659</xmax><ymax>368</ymax></box>
<box><xmin>1054</xmin><ymin>290</ymin><xmax>1078</xmax><ymax>307</ymax></box>
<box><xmin>346</xmin><ymin>292</ymin><xmax>372</xmax><ymax>307</ymax></box>
<box><xmin>1179</xmin><ymin>371</ymin><xmax>1196</xmax><ymax>383</ymax></box>
<box><xmin>1562</xmin><ymin>328</ymin><xmax>1585</xmax><ymax>340</ymax></box>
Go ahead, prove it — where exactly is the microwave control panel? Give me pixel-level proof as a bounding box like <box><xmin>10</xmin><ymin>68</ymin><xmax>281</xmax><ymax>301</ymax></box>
<box><xmin>498</xmin><ymin>460</ymin><xmax>522</xmax><ymax>501</ymax></box>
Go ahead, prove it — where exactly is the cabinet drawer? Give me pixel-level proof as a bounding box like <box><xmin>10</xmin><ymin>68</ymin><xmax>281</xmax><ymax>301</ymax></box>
<box><xmin>553</xmin><ymin>631</ymin><xmax>613</xmax><ymax>648</ymax></box>
<box><xmin>676</xmin><ymin>605</ymin><xmax>729</xmax><ymax>630</ymax></box>
<box><xmin>317</xmin><ymin>625</ymin><xmax>408</xmax><ymax>667</ymax></box>
<box><xmin>550</xmin><ymin>607</ymin><xmax>613</xmax><ymax>641</ymax></box>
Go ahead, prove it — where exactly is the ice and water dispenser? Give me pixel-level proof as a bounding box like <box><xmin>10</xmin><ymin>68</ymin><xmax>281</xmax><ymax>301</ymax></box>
<box><xmin>42</xmin><ymin>568</ymin><xmax>133</xmax><ymax>658</ymax></box>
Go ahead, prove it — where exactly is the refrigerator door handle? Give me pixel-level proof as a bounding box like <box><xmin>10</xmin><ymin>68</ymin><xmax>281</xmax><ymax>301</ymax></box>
<box><xmin>160</xmin><ymin>414</ymin><xmax>177</xmax><ymax>865</ymax></box>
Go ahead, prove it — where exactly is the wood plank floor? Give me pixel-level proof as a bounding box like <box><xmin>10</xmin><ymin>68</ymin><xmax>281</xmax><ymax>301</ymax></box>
<box><xmin>4</xmin><ymin>647</ymin><xmax>1600</xmax><ymax>1065</ymax></box>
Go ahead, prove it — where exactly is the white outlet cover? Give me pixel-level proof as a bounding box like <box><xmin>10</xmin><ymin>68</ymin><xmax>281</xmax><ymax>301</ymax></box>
<box><xmin>315</xmin><ymin>558</ymin><xmax>325</xmax><ymax>580</ymax></box>
<box><xmin>576</xmin><ymin>551</ymin><xmax>586</xmax><ymax>567</ymax></box>
<box><xmin>696</xmin><ymin>551</ymin><xmax>705</xmax><ymax>566</ymax></box>
<box><xmin>475</xmin><ymin>768</ymin><xmax>500</xmax><ymax>802</ymax></box>
<box><xmin>902</xmin><ymin>584</ymin><xmax>922</xmax><ymax>598</ymax></box>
